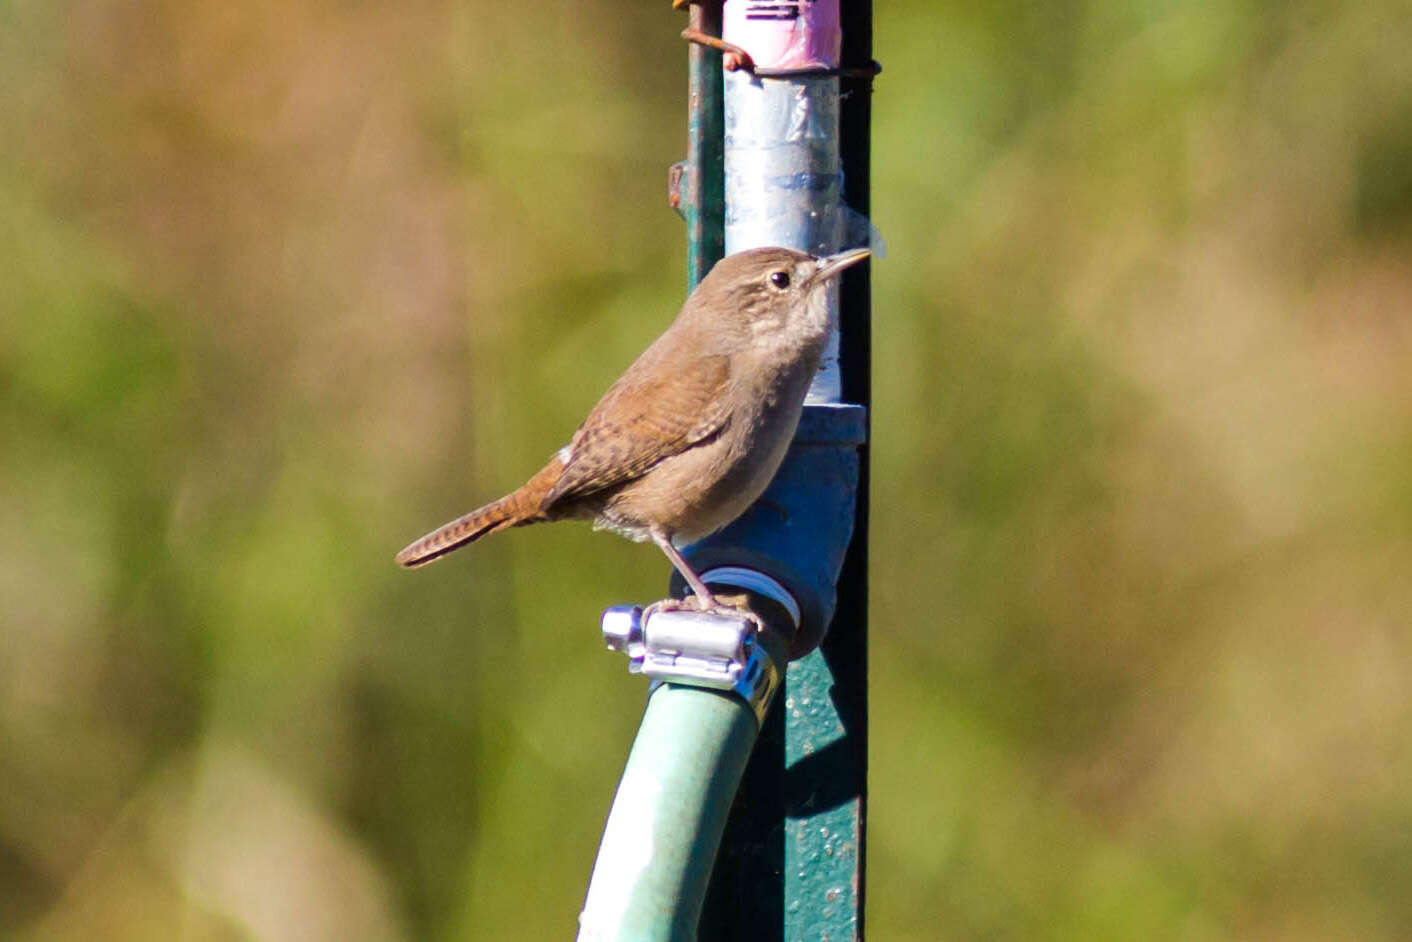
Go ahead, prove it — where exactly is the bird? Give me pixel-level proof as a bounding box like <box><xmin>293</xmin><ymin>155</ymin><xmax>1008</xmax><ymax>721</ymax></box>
<box><xmin>396</xmin><ymin>246</ymin><xmax>871</xmax><ymax>610</ymax></box>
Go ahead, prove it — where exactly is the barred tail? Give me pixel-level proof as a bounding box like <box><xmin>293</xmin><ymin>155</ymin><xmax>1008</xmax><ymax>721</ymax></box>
<box><xmin>395</xmin><ymin>459</ymin><xmax>563</xmax><ymax>568</ymax></box>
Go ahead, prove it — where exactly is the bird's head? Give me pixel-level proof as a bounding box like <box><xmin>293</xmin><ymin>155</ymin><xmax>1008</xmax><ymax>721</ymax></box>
<box><xmin>688</xmin><ymin>246</ymin><xmax>871</xmax><ymax>347</ymax></box>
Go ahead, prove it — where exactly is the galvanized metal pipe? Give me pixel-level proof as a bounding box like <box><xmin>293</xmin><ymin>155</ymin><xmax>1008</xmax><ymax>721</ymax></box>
<box><xmin>722</xmin><ymin>2</ymin><xmax>845</xmax><ymax>402</ymax></box>
<box><xmin>687</xmin><ymin>0</ymin><xmax>863</xmax><ymax>666</ymax></box>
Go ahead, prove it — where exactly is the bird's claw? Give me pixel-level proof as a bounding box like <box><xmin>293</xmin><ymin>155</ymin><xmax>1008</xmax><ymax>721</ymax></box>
<box><xmin>642</xmin><ymin>595</ymin><xmax>705</xmax><ymax>624</ymax></box>
<box><xmin>642</xmin><ymin>594</ymin><xmax>760</xmax><ymax>628</ymax></box>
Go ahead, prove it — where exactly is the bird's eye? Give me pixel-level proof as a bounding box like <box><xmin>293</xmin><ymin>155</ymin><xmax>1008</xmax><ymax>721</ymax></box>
<box><xmin>769</xmin><ymin>271</ymin><xmax>790</xmax><ymax>289</ymax></box>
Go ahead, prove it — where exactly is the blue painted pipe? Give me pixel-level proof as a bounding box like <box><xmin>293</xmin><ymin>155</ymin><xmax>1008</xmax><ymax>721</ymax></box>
<box><xmin>676</xmin><ymin>403</ymin><xmax>864</xmax><ymax>657</ymax></box>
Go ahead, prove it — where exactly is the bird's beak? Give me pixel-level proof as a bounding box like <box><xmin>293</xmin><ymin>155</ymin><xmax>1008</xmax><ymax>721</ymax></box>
<box><xmin>811</xmin><ymin>247</ymin><xmax>872</xmax><ymax>284</ymax></box>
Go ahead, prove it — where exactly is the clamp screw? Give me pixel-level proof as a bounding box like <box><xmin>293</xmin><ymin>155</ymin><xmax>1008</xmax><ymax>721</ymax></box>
<box><xmin>601</xmin><ymin>606</ymin><xmax>646</xmax><ymax>670</ymax></box>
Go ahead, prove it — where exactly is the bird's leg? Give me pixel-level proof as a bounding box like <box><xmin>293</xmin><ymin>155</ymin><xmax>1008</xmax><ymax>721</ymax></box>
<box><xmin>649</xmin><ymin>527</ymin><xmax>718</xmax><ymax>611</ymax></box>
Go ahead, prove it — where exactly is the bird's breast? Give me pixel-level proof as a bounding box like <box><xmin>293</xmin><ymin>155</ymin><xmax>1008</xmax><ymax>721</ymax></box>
<box><xmin>595</xmin><ymin>345</ymin><xmax>820</xmax><ymax>544</ymax></box>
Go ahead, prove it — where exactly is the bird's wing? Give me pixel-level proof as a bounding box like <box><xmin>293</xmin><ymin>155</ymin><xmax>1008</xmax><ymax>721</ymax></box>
<box><xmin>543</xmin><ymin>352</ymin><xmax>732</xmax><ymax>506</ymax></box>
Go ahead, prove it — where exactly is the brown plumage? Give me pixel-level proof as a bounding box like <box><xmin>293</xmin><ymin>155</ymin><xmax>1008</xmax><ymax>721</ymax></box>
<box><xmin>395</xmin><ymin>246</ymin><xmax>871</xmax><ymax>607</ymax></box>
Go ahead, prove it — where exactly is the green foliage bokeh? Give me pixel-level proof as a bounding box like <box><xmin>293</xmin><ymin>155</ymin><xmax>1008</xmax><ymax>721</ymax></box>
<box><xmin>3</xmin><ymin>1</ymin><xmax>1411</xmax><ymax>939</ymax></box>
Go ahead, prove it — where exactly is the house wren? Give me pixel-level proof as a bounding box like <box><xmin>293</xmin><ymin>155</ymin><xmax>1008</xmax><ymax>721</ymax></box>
<box><xmin>395</xmin><ymin>246</ymin><xmax>870</xmax><ymax>608</ymax></box>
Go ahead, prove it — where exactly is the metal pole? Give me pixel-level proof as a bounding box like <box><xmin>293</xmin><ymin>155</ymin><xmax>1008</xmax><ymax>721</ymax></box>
<box><xmin>697</xmin><ymin>1</ymin><xmax>875</xmax><ymax>938</ymax></box>
<box><xmin>580</xmin><ymin>1</ymin><xmax>874</xmax><ymax>936</ymax></box>
<box><xmin>684</xmin><ymin>0</ymin><xmax>726</xmax><ymax>289</ymax></box>
<box><xmin>783</xmin><ymin>0</ymin><xmax>874</xmax><ymax>932</ymax></box>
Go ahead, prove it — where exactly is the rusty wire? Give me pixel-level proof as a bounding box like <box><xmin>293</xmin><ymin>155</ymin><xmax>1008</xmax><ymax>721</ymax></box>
<box><xmin>680</xmin><ymin>27</ymin><xmax>755</xmax><ymax>72</ymax></box>
<box><xmin>679</xmin><ymin>27</ymin><xmax>881</xmax><ymax>80</ymax></box>
<box><xmin>671</xmin><ymin>1</ymin><xmax>881</xmax><ymax>80</ymax></box>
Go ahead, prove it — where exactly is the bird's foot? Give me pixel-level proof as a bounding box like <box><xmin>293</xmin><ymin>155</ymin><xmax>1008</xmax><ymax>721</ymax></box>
<box><xmin>642</xmin><ymin>595</ymin><xmax>708</xmax><ymax>624</ymax></box>
<box><xmin>642</xmin><ymin>592</ymin><xmax>755</xmax><ymax>626</ymax></box>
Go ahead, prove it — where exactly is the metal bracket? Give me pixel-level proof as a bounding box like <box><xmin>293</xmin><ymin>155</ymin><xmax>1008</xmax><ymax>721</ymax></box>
<box><xmin>602</xmin><ymin>606</ymin><xmax>782</xmax><ymax>724</ymax></box>
<box><xmin>668</xmin><ymin>160</ymin><xmax>687</xmax><ymax>217</ymax></box>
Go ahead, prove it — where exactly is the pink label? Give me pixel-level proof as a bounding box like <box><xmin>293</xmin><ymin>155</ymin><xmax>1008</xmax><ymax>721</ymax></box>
<box><xmin>722</xmin><ymin>0</ymin><xmax>841</xmax><ymax>71</ymax></box>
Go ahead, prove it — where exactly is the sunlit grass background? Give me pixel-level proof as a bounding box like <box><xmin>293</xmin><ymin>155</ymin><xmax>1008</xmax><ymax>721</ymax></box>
<box><xmin>3</xmin><ymin>1</ymin><xmax>1411</xmax><ymax>938</ymax></box>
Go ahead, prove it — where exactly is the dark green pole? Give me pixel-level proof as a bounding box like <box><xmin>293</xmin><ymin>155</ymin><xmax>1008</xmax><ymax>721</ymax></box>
<box><xmin>684</xmin><ymin>0</ymin><xmax>725</xmax><ymax>289</ymax></box>
<box><xmin>787</xmin><ymin>0</ymin><xmax>875</xmax><ymax>933</ymax></box>
<box><xmin>698</xmin><ymin>1</ymin><xmax>874</xmax><ymax>938</ymax></box>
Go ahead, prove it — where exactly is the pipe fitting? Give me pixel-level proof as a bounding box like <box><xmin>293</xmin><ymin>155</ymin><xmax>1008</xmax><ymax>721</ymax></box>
<box><xmin>674</xmin><ymin>402</ymin><xmax>865</xmax><ymax>657</ymax></box>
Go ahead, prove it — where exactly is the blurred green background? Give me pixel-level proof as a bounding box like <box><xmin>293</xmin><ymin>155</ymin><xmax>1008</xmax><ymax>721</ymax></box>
<box><xmin>3</xmin><ymin>0</ymin><xmax>1411</xmax><ymax>938</ymax></box>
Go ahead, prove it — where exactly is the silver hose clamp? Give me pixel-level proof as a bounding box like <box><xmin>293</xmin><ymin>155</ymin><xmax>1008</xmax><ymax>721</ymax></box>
<box><xmin>601</xmin><ymin>605</ymin><xmax>782</xmax><ymax>725</ymax></box>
